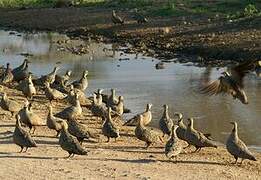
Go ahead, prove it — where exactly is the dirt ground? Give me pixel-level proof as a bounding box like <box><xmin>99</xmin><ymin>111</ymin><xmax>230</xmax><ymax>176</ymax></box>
<box><xmin>0</xmin><ymin>7</ymin><xmax>260</xmax><ymax>65</ymax></box>
<box><xmin>0</xmin><ymin>6</ymin><xmax>261</xmax><ymax>180</ymax></box>
<box><xmin>0</xmin><ymin>84</ymin><xmax>260</xmax><ymax>180</ymax></box>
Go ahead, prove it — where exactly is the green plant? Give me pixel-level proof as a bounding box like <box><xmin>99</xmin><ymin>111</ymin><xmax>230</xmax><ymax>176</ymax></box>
<box><xmin>244</xmin><ymin>4</ymin><xmax>259</xmax><ymax>16</ymax></box>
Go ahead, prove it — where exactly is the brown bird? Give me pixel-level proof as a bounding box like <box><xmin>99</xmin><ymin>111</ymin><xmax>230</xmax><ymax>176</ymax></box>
<box><xmin>13</xmin><ymin>114</ymin><xmax>37</xmax><ymax>153</ymax></box>
<box><xmin>112</xmin><ymin>10</ymin><xmax>124</xmax><ymax>24</ymax></box>
<box><xmin>226</xmin><ymin>122</ymin><xmax>257</xmax><ymax>164</ymax></box>
<box><xmin>200</xmin><ymin>60</ymin><xmax>257</xmax><ymax>104</ymax></box>
<box><xmin>1</xmin><ymin>63</ymin><xmax>13</xmax><ymax>84</ymax></box>
<box><xmin>59</xmin><ymin>120</ymin><xmax>88</xmax><ymax>158</ymax></box>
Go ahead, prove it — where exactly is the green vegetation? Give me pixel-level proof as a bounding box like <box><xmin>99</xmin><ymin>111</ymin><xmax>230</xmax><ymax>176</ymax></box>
<box><xmin>0</xmin><ymin>0</ymin><xmax>260</xmax><ymax>19</ymax></box>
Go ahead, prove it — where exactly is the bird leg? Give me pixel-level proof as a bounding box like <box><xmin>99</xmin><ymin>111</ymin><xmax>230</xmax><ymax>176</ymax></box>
<box><xmin>159</xmin><ymin>136</ymin><xmax>164</xmax><ymax>143</ymax></box>
<box><xmin>173</xmin><ymin>156</ymin><xmax>178</xmax><ymax>163</ymax></box>
<box><xmin>32</xmin><ymin>127</ymin><xmax>36</xmax><ymax>134</ymax></box>
<box><xmin>193</xmin><ymin>147</ymin><xmax>200</xmax><ymax>153</ymax></box>
<box><xmin>239</xmin><ymin>158</ymin><xmax>244</xmax><ymax>165</ymax></box>
<box><xmin>233</xmin><ymin>157</ymin><xmax>238</xmax><ymax>164</ymax></box>
<box><xmin>56</xmin><ymin>131</ymin><xmax>60</xmax><ymax>137</ymax></box>
<box><xmin>107</xmin><ymin>137</ymin><xmax>110</xmax><ymax>143</ymax></box>
<box><xmin>19</xmin><ymin>146</ymin><xmax>24</xmax><ymax>153</ymax></box>
<box><xmin>114</xmin><ymin>138</ymin><xmax>117</xmax><ymax>142</ymax></box>
<box><xmin>66</xmin><ymin>153</ymin><xmax>72</xmax><ymax>159</ymax></box>
<box><xmin>145</xmin><ymin>142</ymin><xmax>151</xmax><ymax>149</ymax></box>
<box><xmin>184</xmin><ymin>144</ymin><xmax>191</xmax><ymax>149</ymax></box>
<box><xmin>24</xmin><ymin>147</ymin><xmax>28</xmax><ymax>152</ymax></box>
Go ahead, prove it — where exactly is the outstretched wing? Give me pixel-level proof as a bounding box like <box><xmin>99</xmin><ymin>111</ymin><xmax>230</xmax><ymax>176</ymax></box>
<box><xmin>200</xmin><ymin>76</ymin><xmax>232</xmax><ymax>96</ymax></box>
<box><xmin>230</xmin><ymin>60</ymin><xmax>257</xmax><ymax>88</ymax></box>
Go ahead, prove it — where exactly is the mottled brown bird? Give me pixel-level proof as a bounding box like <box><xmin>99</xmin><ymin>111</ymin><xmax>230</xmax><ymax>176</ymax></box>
<box><xmin>124</xmin><ymin>103</ymin><xmax>152</xmax><ymax>126</ymax></box>
<box><xmin>159</xmin><ymin>104</ymin><xmax>173</xmax><ymax>137</ymax></box>
<box><xmin>47</xmin><ymin>105</ymin><xmax>64</xmax><ymax>136</ymax></box>
<box><xmin>1</xmin><ymin>63</ymin><xmax>13</xmax><ymax>84</ymax></box>
<box><xmin>71</xmin><ymin>70</ymin><xmax>88</xmax><ymax>91</ymax></box>
<box><xmin>185</xmin><ymin>118</ymin><xmax>217</xmax><ymax>152</ymax></box>
<box><xmin>112</xmin><ymin>10</ymin><xmax>124</xmax><ymax>24</ymax></box>
<box><xmin>12</xmin><ymin>59</ymin><xmax>30</xmax><ymax>82</ymax></box>
<box><xmin>102</xmin><ymin>107</ymin><xmax>120</xmax><ymax>142</ymax></box>
<box><xmin>59</xmin><ymin>120</ymin><xmax>88</xmax><ymax>158</ymax></box>
<box><xmin>0</xmin><ymin>93</ymin><xmax>21</xmax><ymax>116</ymax></box>
<box><xmin>135</xmin><ymin>114</ymin><xmax>160</xmax><ymax>149</ymax></box>
<box><xmin>13</xmin><ymin>114</ymin><xmax>37</xmax><ymax>153</ymax></box>
<box><xmin>226</xmin><ymin>122</ymin><xmax>257</xmax><ymax>164</ymax></box>
<box><xmin>200</xmin><ymin>60</ymin><xmax>257</xmax><ymax>104</ymax></box>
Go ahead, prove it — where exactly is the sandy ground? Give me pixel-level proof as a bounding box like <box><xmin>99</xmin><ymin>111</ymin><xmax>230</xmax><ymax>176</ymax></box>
<box><xmin>0</xmin><ymin>7</ymin><xmax>260</xmax><ymax>179</ymax></box>
<box><xmin>0</xmin><ymin>85</ymin><xmax>260</xmax><ymax>180</ymax></box>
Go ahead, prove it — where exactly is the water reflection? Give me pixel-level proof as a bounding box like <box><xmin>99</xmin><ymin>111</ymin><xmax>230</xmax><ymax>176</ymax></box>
<box><xmin>0</xmin><ymin>30</ymin><xmax>260</xmax><ymax>151</ymax></box>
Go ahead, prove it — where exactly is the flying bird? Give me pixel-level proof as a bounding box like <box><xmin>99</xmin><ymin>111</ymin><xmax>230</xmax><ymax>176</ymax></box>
<box><xmin>199</xmin><ymin>60</ymin><xmax>257</xmax><ymax>104</ymax></box>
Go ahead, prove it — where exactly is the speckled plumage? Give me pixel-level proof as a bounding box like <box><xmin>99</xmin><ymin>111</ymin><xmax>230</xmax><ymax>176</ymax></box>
<box><xmin>55</xmin><ymin>94</ymin><xmax>82</xmax><ymax>119</ymax></box>
<box><xmin>226</xmin><ymin>122</ymin><xmax>257</xmax><ymax>164</ymax></box>
<box><xmin>102</xmin><ymin>107</ymin><xmax>120</xmax><ymax>142</ymax></box>
<box><xmin>47</xmin><ymin>105</ymin><xmax>63</xmax><ymax>136</ymax></box>
<box><xmin>34</xmin><ymin>66</ymin><xmax>59</xmax><ymax>86</ymax></box>
<box><xmin>159</xmin><ymin>104</ymin><xmax>173</xmax><ymax>137</ymax></box>
<box><xmin>21</xmin><ymin>74</ymin><xmax>36</xmax><ymax>99</ymax></box>
<box><xmin>71</xmin><ymin>70</ymin><xmax>88</xmax><ymax>91</ymax></box>
<box><xmin>0</xmin><ymin>93</ymin><xmax>21</xmax><ymax>116</ymax></box>
<box><xmin>44</xmin><ymin>82</ymin><xmax>67</xmax><ymax>102</ymax></box>
<box><xmin>111</xmin><ymin>96</ymin><xmax>124</xmax><ymax>116</ymax></box>
<box><xmin>185</xmin><ymin>118</ymin><xmax>217</xmax><ymax>152</ymax></box>
<box><xmin>1</xmin><ymin>63</ymin><xmax>13</xmax><ymax>84</ymax></box>
<box><xmin>12</xmin><ymin>59</ymin><xmax>29</xmax><ymax>82</ymax></box>
<box><xmin>124</xmin><ymin>103</ymin><xmax>152</xmax><ymax>126</ymax></box>
<box><xmin>165</xmin><ymin>125</ymin><xmax>182</xmax><ymax>160</ymax></box>
<box><xmin>135</xmin><ymin>114</ymin><xmax>159</xmax><ymax>148</ymax></box>
<box><xmin>55</xmin><ymin>70</ymin><xmax>72</xmax><ymax>86</ymax></box>
<box><xmin>21</xmin><ymin>102</ymin><xmax>44</xmax><ymax>134</ymax></box>
<box><xmin>13</xmin><ymin>115</ymin><xmax>37</xmax><ymax>152</ymax></box>
<box><xmin>67</xmin><ymin>117</ymin><xmax>99</xmax><ymax>144</ymax></box>
<box><xmin>59</xmin><ymin>121</ymin><xmax>88</xmax><ymax>158</ymax></box>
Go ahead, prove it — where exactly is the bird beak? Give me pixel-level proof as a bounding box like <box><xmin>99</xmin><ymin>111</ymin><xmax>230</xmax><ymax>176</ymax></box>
<box><xmin>243</xmin><ymin>101</ymin><xmax>249</xmax><ymax>104</ymax></box>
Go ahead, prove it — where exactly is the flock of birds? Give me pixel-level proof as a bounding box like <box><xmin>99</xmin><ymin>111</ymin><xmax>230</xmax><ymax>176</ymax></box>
<box><xmin>0</xmin><ymin>51</ymin><xmax>260</xmax><ymax>165</ymax></box>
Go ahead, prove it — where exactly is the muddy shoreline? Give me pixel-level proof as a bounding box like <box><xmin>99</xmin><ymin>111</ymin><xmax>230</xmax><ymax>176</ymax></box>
<box><xmin>0</xmin><ymin>7</ymin><xmax>260</xmax><ymax>66</ymax></box>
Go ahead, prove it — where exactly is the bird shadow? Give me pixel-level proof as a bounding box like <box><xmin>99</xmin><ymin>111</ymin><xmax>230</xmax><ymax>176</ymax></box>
<box><xmin>158</xmin><ymin>159</ymin><xmax>227</xmax><ymax>166</ymax></box>
<box><xmin>0</xmin><ymin>151</ymin><xmax>13</xmax><ymax>155</ymax></box>
<box><xmin>0</xmin><ymin>131</ymin><xmax>13</xmax><ymax>135</ymax></box>
<box><xmin>33</xmin><ymin>135</ymin><xmax>58</xmax><ymax>139</ymax></box>
<box><xmin>0</xmin><ymin>124</ymin><xmax>15</xmax><ymax>128</ymax></box>
<box><xmin>121</xmin><ymin>149</ymin><xmax>163</xmax><ymax>154</ymax></box>
<box><xmin>86</xmin><ymin>145</ymin><xmax>163</xmax><ymax>154</ymax></box>
<box><xmin>89</xmin><ymin>157</ymin><xmax>157</xmax><ymax>164</ymax></box>
<box><xmin>0</xmin><ymin>155</ymin><xmax>54</xmax><ymax>160</ymax></box>
<box><xmin>35</xmin><ymin>139</ymin><xmax>58</xmax><ymax>145</ymax></box>
<box><xmin>0</xmin><ymin>135</ymin><xmax>13</xmax><ymax>139</ymax></box>
<box><xmin>0</xmin><ymin>139</ymin><xmax>13</xmax><ymax>144</ymax></box>
<box><xmin>119</xmin><ymin>132</ymin><xmax>136</xmax><ymax>138</ymax></box>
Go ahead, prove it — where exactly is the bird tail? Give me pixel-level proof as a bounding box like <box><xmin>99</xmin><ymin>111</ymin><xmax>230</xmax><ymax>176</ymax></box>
<box><xmin>123</xmin><ymin>107</ymin><xmax>131</xmax><ymax>113</ymax></box>
<box><xmin>80</xmin><ymin>149</ymin><xmax>88</xmax><ymax>155</ymax></box>
<box><xmin>205</xmin><ymin>139</ymin><xmax>218</xmax><ymax>148</ymax></box>
<box><xmin>251</xmin><ymin>156</ymin><xmax>257</xmax><ymax>161</ymax></box>
<box><xmin>123</xmin><ymin>116</ymin><xmax>137</xmax><ymax>126</ymax></box>
<box><xmin>248</xmin><ymin>154</ymin><xmax>257</xmax><ymax>161</ymax></box>
<box><xmin>204</xmin><ymin>133</ymin><xmax>212</xmax><ymax>140</ymax></box>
